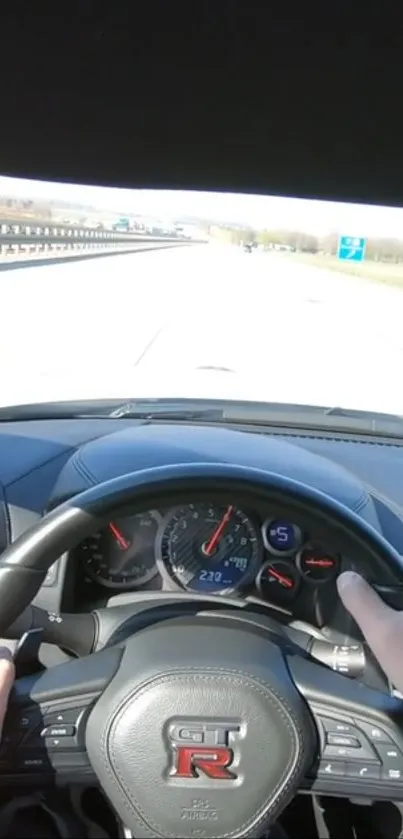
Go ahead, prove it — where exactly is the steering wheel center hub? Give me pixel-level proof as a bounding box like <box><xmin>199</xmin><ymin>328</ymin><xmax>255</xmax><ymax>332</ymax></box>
<box><xmin>86</xmin><ymin>616</ymin><xmax>316</xmax><ymax>838</ymax></box>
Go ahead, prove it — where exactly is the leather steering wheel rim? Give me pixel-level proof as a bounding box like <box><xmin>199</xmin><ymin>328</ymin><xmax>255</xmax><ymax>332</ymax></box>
<box><xmin>0</xmin><ymin>461</ymin><xmax>401</xmax><ymax>632</ymax></box>
<box><xmin>1</xmin><ymin>462</ymin><xmax>403</xmax><ymax>839</ymax></box>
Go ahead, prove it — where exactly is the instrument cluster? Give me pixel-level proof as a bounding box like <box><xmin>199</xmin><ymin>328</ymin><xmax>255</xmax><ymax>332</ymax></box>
<box><xmin>72</xmin><ymin>502</ymin><xmax>343</xmax><ymax>619</ymax></box>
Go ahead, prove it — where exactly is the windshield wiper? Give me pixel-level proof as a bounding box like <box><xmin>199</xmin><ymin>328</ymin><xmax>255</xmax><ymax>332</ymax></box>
<box><xmin>108</xmin><ymin>402</ymin><xmax>224</xmax><ymax>421</ymax></box>
<box><xmin>0</xmin><ymin>399</ymin><xmax>225</xmax><ymax>423</ymax></box>
<box><xmin>107</xmin><ymin>400</ymin><xmax>403</xmax><ymax>437</ymax></box>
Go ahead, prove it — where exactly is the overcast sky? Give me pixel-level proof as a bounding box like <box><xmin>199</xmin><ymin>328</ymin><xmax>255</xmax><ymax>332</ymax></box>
<box><xmin>1</xmin><ymin>174</ymin><xmax>403</xmax><ymax>238</ymax></box>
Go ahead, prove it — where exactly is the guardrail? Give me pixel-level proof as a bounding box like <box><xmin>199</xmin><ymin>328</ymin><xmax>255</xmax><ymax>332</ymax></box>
<box><xmin>0</xmin><ymin>219</ymin><xmax>204</xmax><ymax>267</ymax></box>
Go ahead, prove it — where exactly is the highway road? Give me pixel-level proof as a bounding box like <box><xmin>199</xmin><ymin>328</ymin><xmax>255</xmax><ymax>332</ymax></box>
<box><xmin>0</xmin><ymin>243</ymin><xmax>403</xmax><ymax>415</ymax></box>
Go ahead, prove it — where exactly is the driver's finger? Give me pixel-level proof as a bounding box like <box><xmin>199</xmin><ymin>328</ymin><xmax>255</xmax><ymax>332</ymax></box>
<box><xmin>337</xmin><ymin>571</ymin><xmax>403</xmax><ymax>692</ymax></box>
<box><xmin>0</xmin><ymin>647</ymin><xmax>14</xmax><ymax>735</ymax></box>
<box><xmin>337</xmin><ymin>571</ymin><xmax>395</xmax><ymax>638</ymax></box>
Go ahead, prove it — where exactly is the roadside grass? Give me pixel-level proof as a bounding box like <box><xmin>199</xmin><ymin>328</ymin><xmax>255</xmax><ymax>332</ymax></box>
<box><xmin>282</xmin><ymin>252</ymin><xmax>403</xmax><ymax>289</ymax></box>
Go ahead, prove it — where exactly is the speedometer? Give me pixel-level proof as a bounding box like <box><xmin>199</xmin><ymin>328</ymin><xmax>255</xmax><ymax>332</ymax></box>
<box><xmin>80</xmin><ymin>510</ymin><xmax>160</xmax><ymax>589</ymax></box>
<box><xmin>158</xmin><ymin>503</ymin><xmax>261</xmax><ymax>593</ymax></box>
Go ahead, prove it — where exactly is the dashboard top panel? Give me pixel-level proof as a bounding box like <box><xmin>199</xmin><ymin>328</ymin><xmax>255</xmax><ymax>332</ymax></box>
<box><xmin>49</xmin><ymin>422</ymin><xmax>375</xmax><ymax>523</ymax></box>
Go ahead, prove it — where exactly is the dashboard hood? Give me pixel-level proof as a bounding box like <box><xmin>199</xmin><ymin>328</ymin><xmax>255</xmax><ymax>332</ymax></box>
<box><xmin>50</xmin><ymin>416</ymin><xmax>378</xmax><ymax>529</ymax></box>
<box><xmin>0</xmin><ymin>363</ymin><xmax>400</xmax><ymax>417</ymax></box>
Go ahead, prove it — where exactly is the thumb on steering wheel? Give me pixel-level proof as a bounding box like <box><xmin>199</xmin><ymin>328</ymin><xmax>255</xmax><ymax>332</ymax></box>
<box><xmin>337</xmin><ymin>571</ymin><xmax>403</xmax><ymax>694</ymax></box>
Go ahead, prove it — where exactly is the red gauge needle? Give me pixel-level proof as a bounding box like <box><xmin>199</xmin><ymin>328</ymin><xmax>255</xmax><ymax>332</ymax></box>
<box><xmin>268</xmin><ymin>567</ymin><xmax>294</xmax><ymax>589</ymax></box>
<box><xmin>203</xmin><ymin>505</ymin><xmax>234</xmax><ymax>557</ymax></box>
<box><xmin>305</xmin><ymin>558</ymin><xmax>334</xmax><ymax>567</ymax></box>
<box><xmin>109</xmin><ymin>522</ymin><xmax>130</xmax><ymax>550</ymax></box>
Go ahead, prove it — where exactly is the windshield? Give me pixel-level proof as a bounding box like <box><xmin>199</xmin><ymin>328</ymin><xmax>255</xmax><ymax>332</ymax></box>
<box><xmin>1</xmin><ymin>175</ymin><xmax>402</xmax><ymax>418</ymax></box>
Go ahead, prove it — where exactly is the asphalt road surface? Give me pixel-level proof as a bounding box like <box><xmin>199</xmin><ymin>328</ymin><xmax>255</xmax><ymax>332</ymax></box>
<box><xmin>1</xmin><ymin>243</ymin><xmax>402</xmax><ymax>415</ymax></box>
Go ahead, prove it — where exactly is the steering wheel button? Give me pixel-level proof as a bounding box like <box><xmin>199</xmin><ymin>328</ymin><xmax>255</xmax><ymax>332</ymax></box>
<box><xmin>346</xmin><ymin>762</ymin><xmax>381</xmax><ymax>780</ymax></box>
<box><xmin>323</xmin><ymin>744</ymin><xmax>376</xmax><ymax>761</ymax></box>
<box><xmin>382</xmin><ymin>767</ymin><xmax>403</xmax><ymax>781</ymax></box>
<box><xmin>41</xmin><ymin>725</ymin><xmax>76</xmax><ymax>738</ymax></box>
<box><xmin>45</xmin><ymin>736</ymin><xmax>78</xmax><ymax>750</ymax></box>
<box><xmin>326</xmin><ymin>733</ymin><xmax>360</xmax><ymax>747</ymax></box>
<box><xmin>319</xmin><ymin>717</ymin><xmax>356</xmax><ymax>735</ymax></box>
<box><xmin>354</xmin><ymin>720</ymin><xmax>394</xmax><ymax>745</ymax></box>
<box><xmin>18</xmin><ymin>716</ymin><xmax>37</xmax><ymax>731</ymax></box>
<box><xmin>376</xmin><ymin>744</ymin><xmax>403</xmax><ymax>780</ymax></box>
<box><xmin>376</xmin><ymin>743</ymin><xmax>403</xmax><ymax>765</ymax></box>
<box><xmin>6</xmin><ymin>707</ymin><xmax>42</xmax><ymax>732</ymax></box>
<box><xmin>318</xmin><ymin>760</ymin><xmax>347</xmax><ymax>776</ymax></box>
<box><xmin>43</xmin><ymin>706</ymin><xmax>88</xmax><ymax>726</ymax></box>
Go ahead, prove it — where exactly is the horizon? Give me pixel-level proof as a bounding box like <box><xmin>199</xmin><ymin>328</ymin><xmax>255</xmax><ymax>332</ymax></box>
<box><xmin>1</xmin><ymin>174</ymin><xmax>403</xmax><ymax>239</ymax></box>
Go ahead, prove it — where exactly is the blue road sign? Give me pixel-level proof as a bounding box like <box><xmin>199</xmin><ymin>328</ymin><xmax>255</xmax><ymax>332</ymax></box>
<box><xmin>338</xmin><ymin>235</ymin><xmax>366</xmax><ymax>262</ymax></box>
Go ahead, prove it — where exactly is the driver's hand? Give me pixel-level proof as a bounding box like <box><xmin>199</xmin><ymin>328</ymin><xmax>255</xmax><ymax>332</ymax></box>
<box><xmin>337</xmin><ymin>571</ymin><xmax>403</xmax><ymax>694</ymax></box>
<box><xmin>0</xmin><ymin>647</ymin><xmax>14</xmax><ymax>737</ymax></box>
<box><xmin>0</xmin><ymin>647</ymin><xmax>15</xmax><ymax>738</ymax></box>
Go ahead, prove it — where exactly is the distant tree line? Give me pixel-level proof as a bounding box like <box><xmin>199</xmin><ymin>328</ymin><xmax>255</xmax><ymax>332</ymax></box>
<box><xmin>214</xmin><ymin>225</ymin><xmax>403</xmax><ymax>263</ymax></box>
<box><xmin>0</xmin><ymin>197</ymin><xmax>52</xmax><ymax>220</ymax></box>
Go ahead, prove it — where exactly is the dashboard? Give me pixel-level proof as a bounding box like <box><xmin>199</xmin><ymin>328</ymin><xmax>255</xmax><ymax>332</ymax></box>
<box><xmin>1</xmin><ymin>415</ymin><xmax>403</xmax><ymax>654</ymax></box>
<box><xmin>69</xmin><ymin>503</ymin><xmax>350</xmax><ymax>627</ymax></box>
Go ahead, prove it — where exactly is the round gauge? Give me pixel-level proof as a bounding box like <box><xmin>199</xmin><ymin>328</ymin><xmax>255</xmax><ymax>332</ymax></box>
<box><xmin>158</xmin><ymin>503</ymin><xmax>261</xmax><ymax>593</ymax></box>
<box><xmin>262</xmin><ymin>519</ymin><xmax>302</xmax><ymax>555</ymax></box>
<box><xmin>256</xmin><ymin>559</ymin><xmax>299</xmax><ymax>603</ymax></box>
<box><xmin>296</xmin><ymin>543</ymin><xmax>340</xmax><ymax>584</ymax></box>
<box><xmin>79</xmin><ymin>510</ymin><xmax>160</xmax><ymax>588</ymax></box>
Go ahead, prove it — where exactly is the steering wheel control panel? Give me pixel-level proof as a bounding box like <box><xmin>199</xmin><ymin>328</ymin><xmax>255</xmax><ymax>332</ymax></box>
<box><xmin>3</xmin><ymin>680</ymin><xmax>403</xmax><ymax>805</ymax></box>
<box><xmin>306</xmin><ymin>708</ymin><xmax>403</xmax><ymax>794</ymax></box>
<box><xmin>0</xmin><ymin>696</ymin><xmax>96</xmax><ymax>784</ymax></box>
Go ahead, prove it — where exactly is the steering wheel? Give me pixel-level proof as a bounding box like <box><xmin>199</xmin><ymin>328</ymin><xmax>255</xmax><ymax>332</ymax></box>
<box><xmin>1</xmin><ymin>462</ymin><xmax>403</xmax><ymax>839</ymax></box>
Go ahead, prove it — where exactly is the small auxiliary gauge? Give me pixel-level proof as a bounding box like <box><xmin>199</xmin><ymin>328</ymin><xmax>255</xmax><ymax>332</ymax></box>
<box><xmin>262</xmin><ymin>519</ymin><xmax>302</xmax><ymax>556</ymax></box>
<box><xmin>256</xmin><ymin>559</ymin><xmax>299</xmax><ymax>603</ymax></box>
<box><xmin>296</xmin><ymin>543</ymin><xmax>340</xmax><ymax>583</ymax></box>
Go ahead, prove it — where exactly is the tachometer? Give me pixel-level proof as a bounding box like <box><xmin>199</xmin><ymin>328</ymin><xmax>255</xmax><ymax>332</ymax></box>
<box><xmin>79</xmin><ymin>510</ymin><xmax>161</xmax><ymax>588</ymax></box>
<box><xmin>158</xmin><ymin>503</ymin><xmax>261</xmax><ymax>593</ymax></box>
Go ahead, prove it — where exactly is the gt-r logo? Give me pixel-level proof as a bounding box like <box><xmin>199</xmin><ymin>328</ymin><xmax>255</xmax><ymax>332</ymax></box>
<box><xmin>169</xmin><ymin>720</ymin><xmax>241</xmax><ymax>780</ymax></box>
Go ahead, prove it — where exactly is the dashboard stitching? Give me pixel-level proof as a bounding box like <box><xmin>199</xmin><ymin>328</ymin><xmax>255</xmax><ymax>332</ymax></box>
<box><xmin>351</xmin><ymin>493</ymin><xmax>370</xmax><ymax>515</ymax></box>
<box><xmin>103</xmin><ymin>669</ymin><xmax>306</xmax><ymax>838</ymax></box>
<box><xmin>71</xmin><ymin>450</ymin><xmax>99</xmax><ymax>487</ymax></box>
<box><xmin>367</xmin><ymin>486</ymin><xmax>403</xmax><ymax>520</ymax></box>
